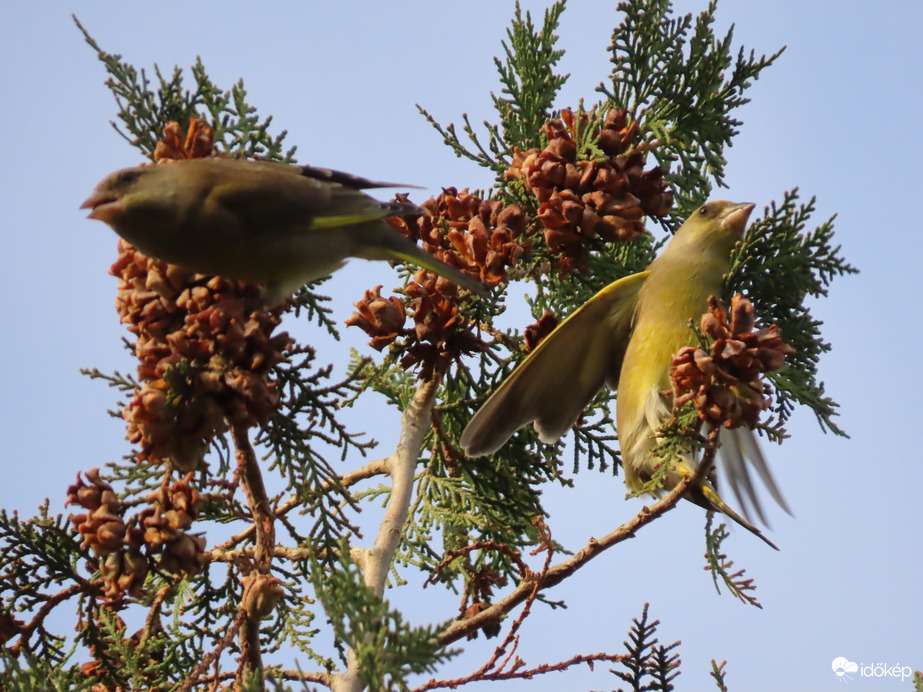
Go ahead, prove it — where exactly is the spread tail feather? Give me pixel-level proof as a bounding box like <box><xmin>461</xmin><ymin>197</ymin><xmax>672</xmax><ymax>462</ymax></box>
<box><xmin>719</xmin><ymin>427</ymin><xmax>793</xmax><ymax>523</ymax></box>
<box><xmin>696</xmin><ymin>483</ymin><xmax>780</xmax><ymax>551</ymax></box>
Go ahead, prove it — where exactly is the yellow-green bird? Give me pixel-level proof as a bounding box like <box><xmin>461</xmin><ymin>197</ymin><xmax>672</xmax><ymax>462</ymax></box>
<box><xmin>81</xmin><ymin>157</ymin><xmax>487</xmax><ymax>303</ymax></box>
<box><xmin>460</xmin><ymin>201</ymin><xmax>790</xmax><ymax>549</ymax></box>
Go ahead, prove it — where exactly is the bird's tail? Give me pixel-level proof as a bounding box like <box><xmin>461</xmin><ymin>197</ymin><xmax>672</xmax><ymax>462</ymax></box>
<box><xmin>385</xmin><ymin>242</ymin><xmax>489</xmax><ymax>298</ymax></box>
<box><xmin>357</xmin><ymin>220</ymin><xmax>489</xmax><ymax>298</ymax></box>
<box><xmin>690</xmin><ymin>482</ymin><xmax>780</xmax><ymax>551</ymax></box>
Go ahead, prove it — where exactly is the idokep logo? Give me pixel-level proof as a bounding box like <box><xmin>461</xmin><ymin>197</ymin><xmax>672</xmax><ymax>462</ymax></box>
<box><xmin>832</xmin><ymin>657</ymin><xmax>858</xmax><ymax>681</ymax></box>
<box><xmin>832</xmin><ymin>657</ymin><xmax>914</xmax><ymax>684</ymax></box>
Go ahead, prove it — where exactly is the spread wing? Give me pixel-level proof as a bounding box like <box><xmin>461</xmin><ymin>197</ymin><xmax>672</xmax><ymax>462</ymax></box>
<box><xmin>461</xmin><ymin>271</ymin><xmax>649</xmax><ymax>456</ymax></box>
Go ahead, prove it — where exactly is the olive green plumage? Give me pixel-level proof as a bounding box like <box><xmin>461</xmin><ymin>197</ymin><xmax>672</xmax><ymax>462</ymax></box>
<box><xmin>82</xmin><ymin>157</ymin><xmax>487</xmax><ymax>302</ymax></box>
<box><xmin>461</xmin><ymin>201</ymin><xmax>790</xmax><ymax>549</ymax></box>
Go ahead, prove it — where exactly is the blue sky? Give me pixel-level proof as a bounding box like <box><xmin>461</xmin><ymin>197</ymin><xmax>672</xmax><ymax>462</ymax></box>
<box><xmin>1</xmin><ymin>1</ymin><xmax>921</xmax><ymax>690</ymax></box>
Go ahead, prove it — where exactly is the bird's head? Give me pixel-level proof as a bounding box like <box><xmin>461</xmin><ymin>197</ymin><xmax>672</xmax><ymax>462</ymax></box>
<box><xmin>80</xmin><ymin>165</ymin><xmax>152</xmax><ymax>226</ymax></box>
<box><xmin>686</xmin><ymin>200</ymin><xmax>755</xmax><ymax>241</ymax></box>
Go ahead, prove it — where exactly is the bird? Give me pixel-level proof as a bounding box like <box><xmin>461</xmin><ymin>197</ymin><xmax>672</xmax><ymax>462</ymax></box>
<box><xmin>460</xmin><ymin>200</ymin><xmax>790</xmax><ymax>549</ymax></box>
<box><xmin>81</xmin><ymin>157</ymin><xmax>488</xmax><ymax>303</ymax></box>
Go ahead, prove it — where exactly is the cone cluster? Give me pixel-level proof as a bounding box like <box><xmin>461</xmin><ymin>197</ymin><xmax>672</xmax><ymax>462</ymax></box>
<box><xmin>349</xmin><ymin>108</ymin><xmax>673</xmax><ymax>377</ymax></box>
<box><xmin>508</xmin><ymin>108</ymin><xmax>673</xmax><ymax>273</ymax></box>
<box><xmin>67</xmin><ymin>469</ymin><xmax>207</xmax><ymax>601</ymax></box>
<box><xmin>113</xmin><ymin>241</ymin><xmax>291</xmax><ymax>472</ymax></box>
<box><xmin>670</xmin><ymin>295</ymin><xmax>794</xmax><ymax>429</ymax></box>
<box><xmin>350</xmin><ymin>189</ymin><xmax>529</xmax><ymax>380</ymax></box>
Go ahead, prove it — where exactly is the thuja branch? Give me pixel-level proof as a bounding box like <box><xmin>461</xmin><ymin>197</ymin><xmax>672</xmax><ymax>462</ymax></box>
<box><xmin>233</xmin><ymin>423</ymin><xmax>275</xmax><ymax>572</ymax></box>
<box><xmin>176</xmin><ymin>610</ymin><xmax>247</xmax><ymax>692</ymax></box>
<box><xmin>208</xmin><ymin>457</ymin><xmax>390</xmax><ymax>559</ymax></box>
<box><xmin>414</xmin><ymin>651</ymin><xmax>628</xmax><ymax>691</ymax></box>
<box><xmin>332</xmin><ymin>377</ymin><xmax>441</xmax><ymax>692</ymax></box>
<box><xmin>231</xmin><ymin>423</ymin><xmax>276</xmax><ymax>687</ymax></box>
<box><xmin>434</xmin><ymin>428</ymin><xmax>721</xmax><ymax>647</ymax></box>
<box><xmin>355</xmin><ymin>377</ymin><xmax>440</xmax><ymax>594</ymax></box>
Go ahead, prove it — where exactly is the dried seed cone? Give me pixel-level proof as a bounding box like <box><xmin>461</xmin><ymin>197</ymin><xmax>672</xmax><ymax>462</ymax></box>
<box><xmin>523</xmin><ymin>312</ymin><xmax>559</xmax><ymax>352</ymax></box>
<box><xmin>112</xmin><ymin>239</ymin><xmax>292</xmax><ymax>472</ymax></box>
<box><xmin>670</xmin><ymin>294</ymin><xmax>795</xmax><ymax>429</ymax></box>
<box><xmin>399</xmin><ymin>271</ymin><xmax>488</xmax><ymax>381</ymax></box>
<box><xmin>67</xmin><ymin>470</ymin><xmax>125</xmax><ymax>556</ymax></box>
<box><xmin>153</xmin><ymin>118</ymin><xmax>215</xmax><ymax>162</ymax></box>
<box><xmin>241</xmin><ymin>573</ymin><xmax>285</xmax><ymax>620</ymax></box>
<box><xmin>507</xmin><ymin>108</ymin><xmax>673</xmax><ymax>272</ymax></box>
<box><xmin>351</xmin><ymin>188</ymin><xmax>527</xmax><ymax>379</ymax></box>
<box><xmin>345</xmin><ymin>285</ymin><xmax>407</xmax><ymax>351</ymax></box>
<box><xmin>140</xmin><ymin>473</ymin><xmax>203</xmax><ymax>548</ymax></box>
<box><xmin>101</xmin><ymin>547</ymin><xmax>149</xmax><ymax>600</ymax></box>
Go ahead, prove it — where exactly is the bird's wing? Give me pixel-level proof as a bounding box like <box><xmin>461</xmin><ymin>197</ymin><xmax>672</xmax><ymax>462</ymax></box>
<box><xmin>461</xmin><ymin>271</ymin><xmax>649</xmax><ymax>456</ymax></box>
<box><xmin>296</xmin><ymin>165</ymin><xmax>422</xmax><ymax>191</ymax></box>
<box><xmin>204</xmin><ymin>162</ymin><xmax>390</xmax><ymax>233</ymax></box>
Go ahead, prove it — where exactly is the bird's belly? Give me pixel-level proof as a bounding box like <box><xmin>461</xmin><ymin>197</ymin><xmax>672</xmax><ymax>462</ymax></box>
<box><xmin>615</xmin><ymin>303</ymin><xmax>710</xmax><ymax>490</ymax></box>
<box><xmin>128</xmin><ymin>223</ymin><xmax>355</xmax><ymax>286</ymax></box>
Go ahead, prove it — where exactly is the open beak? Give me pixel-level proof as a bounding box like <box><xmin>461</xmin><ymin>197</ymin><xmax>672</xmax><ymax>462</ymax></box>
<box><xmin>80</xmin><ymin>189</ymin><xmax>120</xmax><ymax>223</ymax></box>
<box><xmin>720</xmin><ymin>202</ymin><xmax>755</xmax><ymax>235</ymax></box>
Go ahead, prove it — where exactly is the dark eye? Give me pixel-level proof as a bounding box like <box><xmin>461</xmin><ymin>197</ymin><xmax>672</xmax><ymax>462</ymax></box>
<box><xmin>116</xmin><ymin>169</ymin><xmax>143</xmax><ymax>186</ymax></box>
<box><xmin>698</xmin><ymin>204</ymin><xmax>711</xmax><ymax>217</ymax></box>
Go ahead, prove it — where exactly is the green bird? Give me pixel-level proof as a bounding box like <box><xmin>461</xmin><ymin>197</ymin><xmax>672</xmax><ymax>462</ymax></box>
<box><xmin>460</xmin><ymin>201</ymin><xmax>790</xmax><ymax>549</ymax></box>
<box><xmin>81</xmin><ymin>157</ymin><xmax>487</xmax><ymax>303</ymax></box>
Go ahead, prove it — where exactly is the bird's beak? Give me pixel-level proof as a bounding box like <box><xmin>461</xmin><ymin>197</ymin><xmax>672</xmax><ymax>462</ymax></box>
<box><xmin>720</xmin><ymin>202</ymin><xmax>755</xmax><ymax>235</ymax></box>
<box><xmin>80</xmin><ymin>189</ymin><xmax>120</xmax><ymax>223</ymax></box>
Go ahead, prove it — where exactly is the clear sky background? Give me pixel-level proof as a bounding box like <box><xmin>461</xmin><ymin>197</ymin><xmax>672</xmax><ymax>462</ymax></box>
<box><xmin>1</xmin><ymin>1</ymin><xmax>921</xmax><ymax>690</ymax></box>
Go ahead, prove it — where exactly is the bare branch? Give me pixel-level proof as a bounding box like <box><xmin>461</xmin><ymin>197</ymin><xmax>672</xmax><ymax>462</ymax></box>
<box><xmin>435</xmin><ymin>429</ymin><xmax>721</xmax><ymax>646</ymax></box>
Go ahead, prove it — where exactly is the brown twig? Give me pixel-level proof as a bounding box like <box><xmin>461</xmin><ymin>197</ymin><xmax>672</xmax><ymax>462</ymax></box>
<box><xmin>207</xmin><ymin>457</ymin><xmax>390</xmax><ymax>556</ymax></box>
<box><xmin>7</xmin><ymin>582</ymin><xmax>93</xmax><ymax>656</ymax></box>
<box><xmin>230</xmin><ymin>422</ymin><xmax>275</xmax><ymax>687</ymax></box>
<box><xmin>232</xmin><ymin>423</ymin><xmax>275</xmax><ymax>572</ymax></box>
<box><xmin>237</xmin><ymin>613</ymin><xmax>264</xmax><ymax>690</ymax></box>
<box><xmin>426</xmin><ymin>541</ymin><xmax>530</xmax><ymax>587</ymax></box>
<box><xmin>176</xmin><ymin>609</ymin><xmax>247</xmax><ymax>692</ymax></box>
<box><xmin>138</xmin><ymin>580</ymin><xmax>175</xmax><ymax>650</ymax></box>
<box><xmin>414</xmin><ymin>651</ymin><xmax>629</xmax><ymax>691</ymax></box>
<box><xmin>434</xmin><ymin>430</ymin><xmax>722</xmax><ymax>647</ymax></box>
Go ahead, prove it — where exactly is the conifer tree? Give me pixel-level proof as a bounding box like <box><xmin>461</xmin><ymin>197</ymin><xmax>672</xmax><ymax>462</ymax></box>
<box><xmin>0</xmin><ymin>2</ymin><xmax>864</xmax><ymax>690</ymax></box>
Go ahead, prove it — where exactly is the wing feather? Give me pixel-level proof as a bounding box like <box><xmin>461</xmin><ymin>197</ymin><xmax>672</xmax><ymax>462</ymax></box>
<box><xmin>461</xmin><ymin>272</ymin><xmax>649</xmax><ymax>456</ymax></box>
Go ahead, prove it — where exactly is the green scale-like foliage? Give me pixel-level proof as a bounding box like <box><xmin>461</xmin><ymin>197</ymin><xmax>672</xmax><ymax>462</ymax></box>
<box><xmin>0</xmin><ymin>2</ymin><xmax>857</xmax><ymax>689</ymax></box>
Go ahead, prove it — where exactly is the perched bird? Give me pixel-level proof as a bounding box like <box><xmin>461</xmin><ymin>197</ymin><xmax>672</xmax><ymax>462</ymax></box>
<box><xmin>81</xmin><ymin>157</ymin><xmax>488</xmax><ymax>303</ymax></box>
<box><xmin>461</xmin><ymin>201</ymin><xmax>790</xmax><ymax>549</ymax></box>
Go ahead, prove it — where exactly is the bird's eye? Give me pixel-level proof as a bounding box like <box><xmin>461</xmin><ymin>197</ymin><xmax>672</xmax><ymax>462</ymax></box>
<box><xmin>699</xmin><ymin>204</ymin><xmax>711</xmax><ymax>217</ymax></box>
<box><xmin>116</xmin><ymin>169</ymin><xmax>142</xmax><ymax>186</ymax></box>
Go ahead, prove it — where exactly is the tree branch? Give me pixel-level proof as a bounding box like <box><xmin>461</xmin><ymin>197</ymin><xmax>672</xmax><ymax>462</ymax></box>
<box><xmin>435</xmin><ymin>429</ymin><xmax>721</xmax><ymax>646</ymax></box>
<box><xmin>231</xmin><ymin>422</ymin><xmax>274</xmax><ymax>686</ymax></box>
<box><xmin>333</xmin><ymin>377</ymin><xmax>440</xmax><ymax>692</ymax></box>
